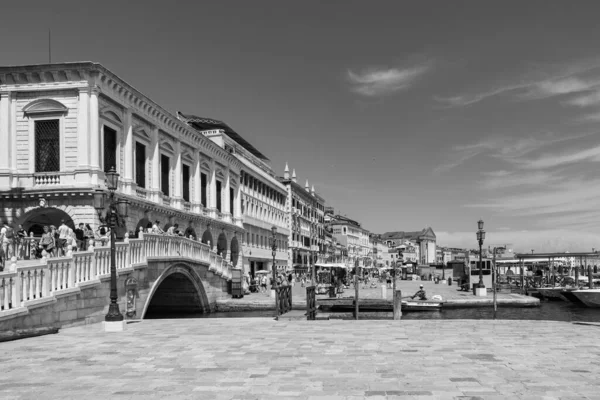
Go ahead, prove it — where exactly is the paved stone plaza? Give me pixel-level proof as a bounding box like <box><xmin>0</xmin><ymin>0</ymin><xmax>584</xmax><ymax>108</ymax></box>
<box><xmin>1</xmin><ymin>318</ymin><xmax>599</xmax><ymax>399</ymax></box>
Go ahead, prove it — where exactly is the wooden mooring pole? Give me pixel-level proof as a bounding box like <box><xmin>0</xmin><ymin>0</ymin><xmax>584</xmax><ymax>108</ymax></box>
<box><xmin>354</xmin><ymin>275</ymin><xmax>359</xmax><ymax>320</ymax></box>
<box><xmin>589</xmin><ymin>265</ymin><xmax>593</xmax><ymax>289</ymax></box>
<box><xmin>393</xmin><ymin>290</ymin><xmax>402</xmax><ymax>320</ymax></box>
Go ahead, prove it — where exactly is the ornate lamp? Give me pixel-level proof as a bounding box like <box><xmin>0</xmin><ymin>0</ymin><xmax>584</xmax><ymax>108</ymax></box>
<box><xmin>106</xmin><ymin>166</ymin><xmax>119</xmax><ymax>192</ymax></box>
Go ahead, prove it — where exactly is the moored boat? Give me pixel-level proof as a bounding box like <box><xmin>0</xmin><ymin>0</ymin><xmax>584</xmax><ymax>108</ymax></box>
<box><xmin>558</xmin><ymin>288</ymin><xmax>584</xmax><ymax>304</ymax></box>
<box><xmin>401</xmin><ymin>300</ymin><xmax>443</xmax><ymax>311</ymax></box>
<box><xmin>537</xmin><ymin>288</ymin><xmax>565</xmax><ymax>301</ymax></box>
<box><xmin>571</xmin><ymin>289</ymin><xmax>600</xmax><ymax>308</ymax></box>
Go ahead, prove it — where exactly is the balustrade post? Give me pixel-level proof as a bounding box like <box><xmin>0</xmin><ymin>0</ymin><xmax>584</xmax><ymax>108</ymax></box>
<box><xmin>68</xmin><ymin>259</ymin><xmax>75</xmax><ymax>288</ymax></box>
<box><xmin>42</xmin><ymin>266</ymin><xmax>49</xmax><ymax>297</ymax></box>
<box><xmin>12</xmin><ymin>274</ymin><xmax>21</xmax><ymax>308</ymax></box>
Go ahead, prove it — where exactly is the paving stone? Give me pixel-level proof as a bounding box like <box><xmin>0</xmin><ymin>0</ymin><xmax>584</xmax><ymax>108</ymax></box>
<box><xmin>1</xmin><ymin>319</ymin><xmax>599</xmax><ymax>399</ymax></box>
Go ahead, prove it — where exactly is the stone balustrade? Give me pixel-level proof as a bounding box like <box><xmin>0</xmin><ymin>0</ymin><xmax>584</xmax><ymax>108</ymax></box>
<box><xmin>0</xmin><ymin>234</ymin><xmax>234</xmax><ymax>314</ymax></box>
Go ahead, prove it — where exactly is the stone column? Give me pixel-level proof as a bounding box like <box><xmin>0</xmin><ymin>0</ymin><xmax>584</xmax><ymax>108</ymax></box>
<box><xmin>0</xmin><ymin>92</ymin><xmax>11</xmax><ymax>188</ymax></box>
<box><xmin>173</xmin><ymin>140</ymin><xmax>182</xmax><ymax>209</ymax></box>
<box><xmin>235</xmin><ymin>184</ymin><xmax>243</xmax><ymax>228</ymax></box>
<box><xmin>89</xmin><ymin>87</ymin><xmax>101</xmax><ymax>185</ymax></box>
<box><xmin>10</xmin><ymin>94</ymin><xmax>17</xmax><ymax>176</ymax></box>
<box><xmin>74</xmin><ymin>88</ymin><xmax>90</xmax><ymax>183</ymax></box>
<box><xmin>210</xmin><ymin>159</ymin><xmax>217</xmax><ymax>218</ymax></box>
<box><xmin>192</xmin><ymin>151</ymin><xmax>201</xmax><ymax>213</ymax></box>
<box><xmin>224</xmin><ymin>167</ymin><xmax>231</xmax><ymax>223</ymax></box>
<box><xmin>122</xmin><ymin>108</ymin><xmax>134</xmax><ymax>195</ymax></box>
<box><xmin>150</xmin><ymin>126</ymin><xmax>161</xmax><ymax>202</ymax></box>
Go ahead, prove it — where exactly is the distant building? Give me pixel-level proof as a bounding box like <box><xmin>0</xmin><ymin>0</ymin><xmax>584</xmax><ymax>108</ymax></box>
<box><xmin>380</xmin><ymin>228</ymin><xmax>437</xmax><ymax>264</ymax></box>
<box><xmin>328</xmin><ymin>214</ymin><xmax>371</xmax><ymax>267</ymax></box>
<box><xmin>279</xmin><ymin>166</ymin><xmax>326</xmax><ymax>273</ymax></box>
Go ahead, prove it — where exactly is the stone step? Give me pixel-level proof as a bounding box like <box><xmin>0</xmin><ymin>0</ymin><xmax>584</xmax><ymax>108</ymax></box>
<box><xmin>277</xmin><ymin>310</ymin><xmax>307</xmax><ymax>321</ymax></box>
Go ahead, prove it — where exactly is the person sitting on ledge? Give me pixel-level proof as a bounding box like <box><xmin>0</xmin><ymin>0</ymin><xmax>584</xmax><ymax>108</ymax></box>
<box><xmin>411</xmin><ymin>284</ymin><xmax>427</xmax><ymax>300</ymax></box>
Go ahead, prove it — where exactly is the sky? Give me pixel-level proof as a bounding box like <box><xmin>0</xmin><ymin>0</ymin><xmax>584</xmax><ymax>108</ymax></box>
<box><xmin>3</xmin><ymin>1</ymin><xmax>600</xmax><ymax>252</ymax></box>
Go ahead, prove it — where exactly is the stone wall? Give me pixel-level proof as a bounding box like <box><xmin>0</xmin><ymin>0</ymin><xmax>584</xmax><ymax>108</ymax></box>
<box><xmin>0</xmin><ymin>259</ymin><xmax>231</xmax><ymax>332</ymax></box>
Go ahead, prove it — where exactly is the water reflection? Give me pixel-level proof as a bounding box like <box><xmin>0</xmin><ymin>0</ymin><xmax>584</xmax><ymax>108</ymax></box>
<box><xmin>147</xmin><ymin>301</ymin><xmax>600</xmax><ymax>322</ymax></box>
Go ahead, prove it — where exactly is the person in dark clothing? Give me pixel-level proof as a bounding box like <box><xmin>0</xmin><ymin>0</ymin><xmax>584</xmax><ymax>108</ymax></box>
<box><xmin>411</xmin><ymin>284</ymin><xmax>427</xmax><ymax>300</ymax></box>
<box><xmin>74</xmin><ymin>223</ymin><xmax>85</xmax><ymax>250</ymax></box>
<box><xmin>184</xmin><ymin>222</ymin><xmax>196</xmax><ymax>240</ymax></box>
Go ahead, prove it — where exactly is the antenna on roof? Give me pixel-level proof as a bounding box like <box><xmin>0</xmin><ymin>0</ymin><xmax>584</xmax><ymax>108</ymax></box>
<box><xmin>48</xmin><ymin>29</ymin><xmax>51</xmax><ymax>63</ymax></box>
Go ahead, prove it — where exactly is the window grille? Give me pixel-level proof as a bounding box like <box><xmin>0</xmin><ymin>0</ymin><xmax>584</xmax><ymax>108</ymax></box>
<box><xmin>229</xmin><ymin>187</ymin><xmax>234</xmax><ymax>217</ymax></box>
<box><xmin>161</xmin><ymin>154</ymin><xmax>170</xmax><ymax>196</ymax></box>
<box><xmin>216</xmin><ymin>180</ymin><xmax>222</xmax><ymax>211</ymax></box>
<box><xmin>201</xmin><ymin>173</ymin><xmax>207</xmax><ymax>206</ymax></box>
<box><xmin>182</xmin><ymin>164</ymin><xmax>190</xmax><ymax>202</ymax></box>
<box><xmin>103</xmin><ymin>126</ymin><xmax>117</xmax><ymax>173</ymax></box>
<box><xmin>35</xmin><ymin>120</ymin><xmax>60</xmax><ymax>172</ymax></box>
<box><xmin>135</xmin><ymin>142</ymin><xmax>146</xmax><ymax>188</ymax></box>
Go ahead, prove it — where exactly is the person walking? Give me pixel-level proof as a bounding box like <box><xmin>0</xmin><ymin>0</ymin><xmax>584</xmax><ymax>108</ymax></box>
<box><xmin>16</xmin><ymin>224</ymin><xmax>27</xmax><ymax>260</ymax></box>
<box><xmin>39</xmin><ymin>225</ymin><xmax>55</xmax><ymax>257</ymax></box>
<box><xmin>57</xmin><ymin>220</ymin><xmax>70</xmax><ymax>256</ymax></box>
<box><xmin>1</xmin><ymin>221</ymin><xmax>15</xmax><ymax>264</ymax></box>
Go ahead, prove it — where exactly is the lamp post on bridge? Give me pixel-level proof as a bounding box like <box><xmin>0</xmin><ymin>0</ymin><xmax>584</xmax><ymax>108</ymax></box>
<box><xmin>93</xmin><ymin>166</ymin><xmax>129</xmax><ymax>329</ymax></box>
<box><xmin>270</xmin><ymin>225</ymin><xmax>278</xmax><ymax>316</ymax></box>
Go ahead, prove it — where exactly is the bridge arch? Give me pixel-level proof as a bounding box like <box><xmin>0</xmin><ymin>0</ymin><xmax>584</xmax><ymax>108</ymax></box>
<box><xmin>230</xmin><ymin>236</ymin><xmax>239</xmax><ymax>267</ymax></box>
<box><xmin>141</xmin><ymin>263</ymin><xmax>210</xmax><ymax>318</ymax></box>
<box><xmin>17</xmin><ymin>206</ymin><xmax>75</xmax><ymax>235</ymax></box>
<box><xmin>201</xmin><ymin>228</ymin><xmax>213</xmax><ymax>249</ymax></box>
<box><xmin>217</xmin><ymin>232</ymin><xmax>228</xmax><ymax>258</ymax></box>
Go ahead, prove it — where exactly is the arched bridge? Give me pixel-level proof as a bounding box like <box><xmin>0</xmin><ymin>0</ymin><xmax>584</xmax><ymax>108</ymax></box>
<box><xmin>0</xmin><ymin>234</ymin><xmax>236</xmax><ymax>331</ymax></box>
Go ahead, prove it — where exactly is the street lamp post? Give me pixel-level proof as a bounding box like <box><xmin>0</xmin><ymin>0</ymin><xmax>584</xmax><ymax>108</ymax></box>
<box><xmin>476</xmin><ymin>219</ymin><xmax>485</xmax><ymax>288</ymax></box>
<box><xmin>93</xmin><ymin>167</ymin><xmax>129</xmax><ymax>325</ymax></box>
<box><xmin>271</xmin><ymin>225</ymin><xmax>278</xmax><ymax>316</ymax></box>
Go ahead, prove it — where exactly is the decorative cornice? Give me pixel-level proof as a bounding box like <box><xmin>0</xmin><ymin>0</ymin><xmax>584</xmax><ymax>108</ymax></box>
<box><xmin>0</xmin><ymin>62</ymin><xmax>243</xmax><ymax>173</ymax></box>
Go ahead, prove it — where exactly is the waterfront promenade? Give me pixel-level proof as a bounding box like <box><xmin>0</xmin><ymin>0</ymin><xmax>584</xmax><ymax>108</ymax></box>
<box><xmin>1</xmin><ymin>318</ymin><xmax>599</xmax><ymax>399</ymax></box>
<box><xmin>217</xmin><ymin>280</ymin><xmax>538</xmax><ymax>312</ymax></box>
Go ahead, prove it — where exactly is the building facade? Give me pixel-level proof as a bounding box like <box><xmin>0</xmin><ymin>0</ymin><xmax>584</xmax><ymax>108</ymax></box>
<box><xmin>329</xmin><ymin>215</ymin><xmax>371</xmax><ymax>268</ymax></box>
<box><xmin>279</xmin><ymin>166</ymin><xmax>325</xmax><ymax>273</ymax></box>
<box><xmin>0</xmin><ymin>62</ymin><xmax>244</xmax><ymax>265</ymax></box>
<box><xmin>177</xmin><ymin>113</ymin><xmax>289</xmax><ymax>278</ymax></box>
<box><xmin>380</xmin><ymin>227</ymin><xmax>437</xmax><ymax>265</ymax></box>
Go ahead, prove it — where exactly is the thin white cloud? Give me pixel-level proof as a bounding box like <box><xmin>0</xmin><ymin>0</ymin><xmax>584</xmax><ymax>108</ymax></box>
<box><xmin>565</xmin><ymin>90</ymin><xmax>600</xmax><ymax>107</ymax></box>
<box><xmin>513</xmin><ymin>143</ymin><xmax>600</xmax><ymax>170</ymax></box>
<box><xmin>347</xmin><ymin>64</ymin><xmax>430</xmax><ymax>97</ymax></box>
<box><xmin>436</xmin><ymin>60</ymin><xmax>600</xmax><ymax>107</ymax></box>
<box><xmin>518</xmin><ymin>77</ymin><xmax>599</xmax><ymax>100</ymax></box>
<box><xmin>434</xmin><ymin>132</ymin><xmax>590</xmax><ymax>173</ymax></box>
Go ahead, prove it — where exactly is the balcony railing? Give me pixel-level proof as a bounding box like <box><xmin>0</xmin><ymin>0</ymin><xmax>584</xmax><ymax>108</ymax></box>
<box><xmin>0</xmin><ymin>234</ymin><xmax>235</xmax><ymax>314</ymax></box>
<box><xmin>33</xmin><ymin>172</ymin><xmax>62</xmax><ymax>186</ymax></box>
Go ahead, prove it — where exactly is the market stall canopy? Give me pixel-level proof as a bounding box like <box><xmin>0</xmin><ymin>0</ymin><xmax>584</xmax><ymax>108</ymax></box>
<box><xmin>315</xmin><ymin>263</ymin><xmax>348</xmax><ymax>269</ymax></box>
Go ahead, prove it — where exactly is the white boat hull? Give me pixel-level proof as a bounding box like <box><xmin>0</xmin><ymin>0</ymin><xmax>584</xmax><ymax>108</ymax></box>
<box><xmin>571</xmin><ymin>289</ymin><xmax>600</xmax><ymax>308</ymax></box>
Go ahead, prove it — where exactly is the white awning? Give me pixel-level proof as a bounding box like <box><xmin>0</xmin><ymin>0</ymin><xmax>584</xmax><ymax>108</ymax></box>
<box><xmin>315</xmin><ymin>263</ymin><xmax>348</xmax><ymax>269</ymax></box>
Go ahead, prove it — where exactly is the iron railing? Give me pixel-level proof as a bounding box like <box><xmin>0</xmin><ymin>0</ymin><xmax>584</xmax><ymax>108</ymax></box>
<box><xmin>276</xmin><ymin>285</ymin><xmax>292</xmax><ymax>316</ymax></box>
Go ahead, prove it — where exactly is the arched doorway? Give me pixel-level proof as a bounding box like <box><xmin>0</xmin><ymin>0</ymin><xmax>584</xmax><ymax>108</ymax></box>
<box><xmin>201</xmin><ymin>229</ymin><xmax>213</xmax><ymax>248</ymax></box>
<box><xmin>142</xmin><ymin>264</ymin><xmax>209</xmax><ymax>318</ymax></box>
<box><xmin>230</xmin><ymin>236</ymin><xmax>239</xmax><ymax>267</ymax></box>
<box><xmin>217</xmin><ymin>233</ymin><xmax>228</xmax><ymax>258</ymax></box>
<box><xmin>135</xmin><ymin>217</ymin><xmax>151</xmax><ymax>235</ymax></box>
<box><xmin>19</xmin><ymin>207</ymin><xmax>75</xmax><ymax>236</ymax></box>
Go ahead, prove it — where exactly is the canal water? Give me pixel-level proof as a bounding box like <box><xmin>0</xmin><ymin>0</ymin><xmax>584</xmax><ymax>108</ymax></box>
<box><xmin>146</xmin><ymin>301</ymin><xmax>600</xmax><ymax>322</ymax></box>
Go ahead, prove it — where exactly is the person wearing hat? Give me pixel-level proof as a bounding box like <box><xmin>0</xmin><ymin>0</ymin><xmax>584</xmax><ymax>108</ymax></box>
<box><xmin>411</xmin><ymin>284</ymin><xmax>427</xmax><ymax>300</ymax></box>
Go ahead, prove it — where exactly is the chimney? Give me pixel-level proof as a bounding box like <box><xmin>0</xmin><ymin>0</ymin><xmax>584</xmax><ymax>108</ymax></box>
<box><xmin>311</xmin><ymin>185</ymin><xmax>315</xmax><ymax>196</ymax></box>
<box><xmin>305</xmin><ymin>180</ymin><xmax>310</xmax><ymax>192</ymax></box>
<box><xmin>292</xmin><ymin>169</ymin><xmax>297</xmax><ymax>183</ymax></box>
<box><xmin>284</xmin><ymin>162</ymin><xmax>290</xmax><ymax>179</ymax></box>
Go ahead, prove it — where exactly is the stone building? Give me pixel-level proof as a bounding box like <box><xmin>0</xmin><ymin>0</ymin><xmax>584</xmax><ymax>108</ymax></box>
<box><xmin>381</xmin><ymin>227</ymin><xmax>437</xmax><ymax>265</ymax></box>
<box><xmin>329</xmin><ymin>214</ymin><xmax>371</xmax><ymax>267</ymax></box>
<box><xmin>279</xmin><ymin>166</ymin><xmax>325</xmax><ymax>274</ymax></box>
<box><xmin>0</xmin><ymin>62</ymin><xmax>243</xmax><ymax>265</ymax></box>
<box><xmin>177</xmin><ymin>113</ymin><xmax>290</xmax><ymax>278</ymax></box>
